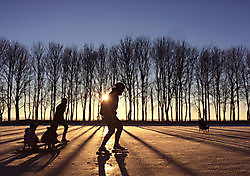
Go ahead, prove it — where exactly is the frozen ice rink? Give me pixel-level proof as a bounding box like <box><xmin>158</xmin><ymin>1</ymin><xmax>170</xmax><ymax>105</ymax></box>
<box><xmin>1</xmin><ymin>125</ymin><xmax>250</xmax><ymax>176</ymax></box>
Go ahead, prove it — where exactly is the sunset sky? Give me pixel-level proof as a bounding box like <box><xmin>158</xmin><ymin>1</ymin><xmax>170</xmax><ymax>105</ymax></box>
<box><xmin>0</xmin><ymin>0</ymin><xmax>249</xmax><ymax>121</ymax></box>
<box><xmin>0</xmin><ymin>0</ymin><xmax>249</xmax><ymax>49</ymax></box>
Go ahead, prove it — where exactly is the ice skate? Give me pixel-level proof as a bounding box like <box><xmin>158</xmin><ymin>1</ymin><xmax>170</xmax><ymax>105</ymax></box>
<box><xmin>96</xmin><ymin>146</ymin><xmax>111</xmax><ymax>155</ymax></box>
<box><xmin>112</xmin><ymin>145</ymin><xmax>128</xmax><ymax>153</ymax></box>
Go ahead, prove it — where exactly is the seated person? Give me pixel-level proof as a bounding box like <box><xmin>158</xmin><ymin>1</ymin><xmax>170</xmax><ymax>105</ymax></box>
<box><xmin>24</xmin><ymin>123</ymin><xmax>39</xmax><ymax>150</ymax></box>
<box><xmin>41</xmin><ymin>124</ymin><xmax>60</xmax><ymax>150</ymax></box>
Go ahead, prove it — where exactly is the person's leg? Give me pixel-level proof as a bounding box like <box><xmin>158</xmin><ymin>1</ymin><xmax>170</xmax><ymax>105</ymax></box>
<box><xmin>52</xmin><ymin>121</ymin><xmax>59</xmax><ymax>132</ymax></box>
<box><xmin>100</xmin><ymin>125</ymin><xmax>115</xmax><ymax>148</ymax></box>
<box><xmin>114</xmin><ymin>119</ymin><xmax>123</xmax><ymax>147</ymax></box>
<box><xmin>60</xmin><ymin>120</ymin><xmax>68</xmax><ymax>141</ymax></box>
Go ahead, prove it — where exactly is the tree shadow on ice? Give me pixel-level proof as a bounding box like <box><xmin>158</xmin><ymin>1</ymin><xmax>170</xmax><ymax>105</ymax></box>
<box><xmin>211</xmin><ymin>127</ymin><xmax>250</xmax><ymax>135</ymax></box>
<box><xmin>124</xmin><ymin>129</ymin><xmax>199</xmax><ymax>176</ymax></box>
<box><xmin>139</xmin><ymin>127</ymin><xmax>250</xmax><ymax>155</ymax></box>
<box><xmin>34</xmin><ymin>126</ymin><xmax>95</xmax><ymax>174</ymax></box>
<box><xmin>0</xmin><ymin>126</ymin><xmax>93</xmax><ymax>175</ymax></box>
<box><xmin>174</xmin><ymin>127</ymin><xmax>250</xmax><ymax>140</ymax></box>
<box><xmin>45</xmin><ymin>126</ymin><xmax>101</xmax><ymax>176</ymax></box>
<box><xmin>0</xmin><ymin>148</ymin><xmax>59</xmax><ymax>176</ymax></box>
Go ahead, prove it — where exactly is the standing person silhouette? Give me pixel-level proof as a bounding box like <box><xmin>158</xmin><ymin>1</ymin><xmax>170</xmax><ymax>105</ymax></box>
<box><xmin>53</xmin><ymin>98</ymin><xmax>69</xmax><ymax>143</ymax></box>
<box><xmin>98</xmin><ymin>82</ymin><xmax>126</xmax><ymax>152</ymax></box>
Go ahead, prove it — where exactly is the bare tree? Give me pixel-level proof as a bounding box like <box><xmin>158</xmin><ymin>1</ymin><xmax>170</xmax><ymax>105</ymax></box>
<box><xmin>2</xmin><ymin>42</ymin><xmax>19</xmax><ymax>121</ymax></box>
<box><xmin>108</xmin><ymin>46</ymin><xmax>120</xmax><ymax>85</ymax></box>
<box><xmin>74</xmin><ymin>49</ymin><xmax>81</xmax><ymax>121</ymax></box>
<box><xmin>95</xmin><ymin>44</ymin><xmax>109</xmax><ymax>120</ymax></box>
<box><xmin>173</xmin><ymin>41</ymin><xmax>190</xmax><ymax>121</ymax></box>
<box><xmin>195</xmin><ymin>48</ymin><xmax>213</xmax><ymax>121</ymax></box>
<box><xmin>62</xmin><ymin>46</ymin><xmax>78</xmax><ymax>121</ymax></box>
<box><xmin>117</xmin><ymin>37</ymin><xmax>136</xmax><ymax>121</ymax></box>
<box><xmin>46</xmin><ymin>42</ymin><xmax>63</xmax><ymax>120</ymax></box>
<box><xmin>151</xmin><ymin>37</ymin><xmax>175</xmax><ymax>121</ymax></box>
<box><xmin>135</xmin><ymin>36</ymin><xmax>151</xmax><ymax>121</ymax></box>
<box><xmin>31</xmin><ymin>42</ymin><xmax>46</xmax><ymax>120</ymax></box>
<box><xmin>210</xmin><ymin>47</ymin><xmax>223</xmax><ymax>121</ymax></box>
<box><xmin>0</xmin><ymin>38</ymin><xmax>9</xmax><ymax>121</ymax></box>
<box><xmin>240</xmin><ymin>49</ymin><xmax>249</xmax><ymax>120</ymax></box>
<box><xmin>225</xmin><ymin>47</ymin><xmax>244</xmax><ymax>121</ymax></box>
<box><xmin>12</xmin><ymin>44</ymin><xmax>30</xmax><ymax>121</ymax></box>
<box><xmin>81</xmin><ymin>44</ymin><xmax>97</xmax><ymax>121</ymax></box>
<box><xmin>79</xmin><ymin>51</ymin><xmax>87</xmax><ymax>121</ymax></box>
<box><xmin>185</xmin><ymin>47</ymin><xmax>197</xmax><ymax>121</ymax></box>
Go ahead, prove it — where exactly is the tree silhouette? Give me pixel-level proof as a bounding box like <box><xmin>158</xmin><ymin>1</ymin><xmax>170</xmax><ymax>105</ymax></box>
<box><xmin>0</xmin><ymin>36</ymin><xmax>249</xmax><ymax>122</ymax></box>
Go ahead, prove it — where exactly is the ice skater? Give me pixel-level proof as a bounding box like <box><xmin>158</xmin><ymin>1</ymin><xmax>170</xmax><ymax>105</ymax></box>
<box><xmin>98</xmin><ymin>82</ymin><xmax>126</xmax><ymax>153</ymax></box>
<box><xmin>52</xmin><ymin>98</ymin><xmax>69</xmax><ymax>143</ymax></box>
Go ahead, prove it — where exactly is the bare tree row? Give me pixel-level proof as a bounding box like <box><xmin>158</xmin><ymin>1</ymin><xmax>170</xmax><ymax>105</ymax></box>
<box><xmin>0</xmin><ymin>36</ymin><xmax>249</xmax><ymax>122</ymax></box>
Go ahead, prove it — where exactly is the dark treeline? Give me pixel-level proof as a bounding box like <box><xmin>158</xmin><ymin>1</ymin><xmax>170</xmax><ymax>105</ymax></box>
<box><xmin>0</xmin><ymin>36</ymin><xmax>249</xmax><ymax>122</ymax></box>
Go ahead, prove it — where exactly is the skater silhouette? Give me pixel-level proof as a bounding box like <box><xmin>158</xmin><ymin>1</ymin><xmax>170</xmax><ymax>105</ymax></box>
<box><xmin>98</xmin><ymin>82</ymin><xmax>126</xmax><ymax>152</ymax></box>
<box><xmin>98</xmin><ymin>154</ymin><xmax>111</xmax><ymax>175</ymax></box>
<box><xmin>52</xmin><ymin>98</ymin><xmax>69</xmax><ymax>143</ymax></box>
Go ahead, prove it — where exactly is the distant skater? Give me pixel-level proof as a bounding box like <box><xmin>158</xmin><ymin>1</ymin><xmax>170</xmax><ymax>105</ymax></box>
<box><xmin>53</xmin><ymin>98</ymin><xmax>69</xmax><ymax>143</ymax></box>
<box><xmin>199</xmin><ymin>118</ymin><xmax>209</xmax><ymax>132</ymax></box>
<box><xmin>98</xmin><ymin>82</ymin><xmax>126</xmax><ymax>152</ymax></box>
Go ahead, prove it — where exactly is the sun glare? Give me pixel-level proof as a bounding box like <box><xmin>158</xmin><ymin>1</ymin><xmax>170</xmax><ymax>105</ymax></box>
<box><xmin>102</xmin><ymin>94</ymin><xmax>109</xmax><ymax>101</ymax></box>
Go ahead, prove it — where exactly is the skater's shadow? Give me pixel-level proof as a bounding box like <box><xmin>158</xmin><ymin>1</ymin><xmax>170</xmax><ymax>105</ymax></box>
<box><xmin>98</xmin><ymin>154</ymin><xmax>111</xmax><ymax>176</ymax></box>
<box><xmin>0</xmin><ymin>150</ymin><xmax>37</xmax><ymax>166</ymax></box>
<box><xmin>97</xmin><ymin>153</ymin><xmax>129</xmax><ymax>176</ymax></box>
<box><xmin>115</xmin><ymin>153</ymin><xmax>129</xmax><ymax>176</ymax></box>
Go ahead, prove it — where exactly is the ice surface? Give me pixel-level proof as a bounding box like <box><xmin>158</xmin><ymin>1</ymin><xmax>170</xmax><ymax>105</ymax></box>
<box><xmin>0</xmin><ymin>125</ymin><xmax>250</xmax><ymax>176</ymax></box>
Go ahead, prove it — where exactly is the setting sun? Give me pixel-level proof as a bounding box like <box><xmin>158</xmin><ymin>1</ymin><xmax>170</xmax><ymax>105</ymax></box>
<box><xmin>102</xmin><ymin>94</ymin><xmax>109</xmax><ymax>101</ymax></box>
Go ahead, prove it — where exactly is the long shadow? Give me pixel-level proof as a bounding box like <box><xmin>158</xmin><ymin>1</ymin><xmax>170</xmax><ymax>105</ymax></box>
<box><xmin>115</xmin><ymin>153</ymin><xmax>129</xmax><ymax>176</ymax></box>
<box><xmin>151</xmin><ymin>126</ymin><xmax>250</xmax><ymax>149</ymax></box>
<box><xmin>67</xmin><ymin>126</ymin><xmax>95</xmax><ymax>143</ymax></box>
<box><xmin>34</xmin><ymin>149</ymin><xmax>61</xmax><ymax>174</ymax></box>
<box><xmin>139</xmin><ymin>127</ymin><xmax>250</xmax><ymax>155</ymax></box>
<box><xmin>98</xmin><ymin>154</ymin><xmax>111</xmax><ymax>176</ymax></box>
<box><xmin>0</xmin><ymin>143</ymin><xmax>66</xmax><ymax>166</ymax></box>
<box><xmin>97</xmin><ymin>153</ymin><xmax>129</xmax><ymax>176</ymax></box>
<box><xmin>0</xmin><ymin>126</ymin><xmax>86</xmax><ymax>156</ymax></box>
<box><xmin>0</xmin><ymin>146</ymin><xmax>62</xmax><ymax>176</ymax></box>
<box><xmin>124</xmin><ymin>129</ymin><xmax>199</xmax><ymax>176</ymax></box>
<box><xmin>0</xmin><ymin>150</ymin><xmax>38</xmax><ymax>166</ymax></box>
<box><xmin>45</xmin><ymin>126</ymin><xmax>101</xmax><ymax>176</ymax></box>
<box><xmin>212</xmin><ymin>127</ymin><xmax>250</xmax><ymax>135</ymax></box>
<box><xmin>175</xmin><ymin>127</ymin><xmax>250</xmax><ymax>140</ymax></box>
<box><xmin>0</xmin><ymin>126</ymin><xmax>91</xmax><ymax>176</ymax></box>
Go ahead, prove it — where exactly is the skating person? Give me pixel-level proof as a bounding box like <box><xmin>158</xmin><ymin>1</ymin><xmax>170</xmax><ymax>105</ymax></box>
<box><xmin>52</xmin><ymin>98</ymin><xmax>69</xmax><ymax>143</ymax></box>
<box><xmin>98</xmin><ymin>82</ymin><xmax>126</xmax><ymax>152</ymax></box>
